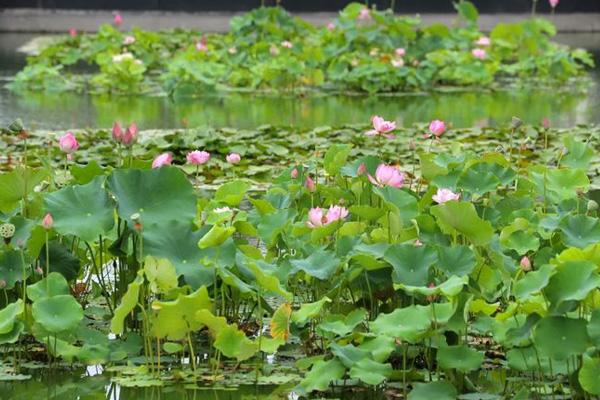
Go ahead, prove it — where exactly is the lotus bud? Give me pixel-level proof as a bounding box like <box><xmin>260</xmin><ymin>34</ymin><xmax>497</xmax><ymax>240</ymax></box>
<box><xmin>357</xmin><ymin>163</ymin><xmax>366</xmax><ymax>175</ymax></box>
<box><xmin>130</xmin><ymin>213</ymin><xmax>142</xmax><ymax>232</ymax></box>
<box><xmin>35</xmin><ymin>266</ymin><xmax>43</xmax><ymax>275</ymax></box>
<box><xmin>42</xmin><ymin>213</ymin><xmax>53</xmax><ymax>230</ymax></box>
<box><xmin>511</xmin><ymin>117</ymin><xmax>522</xmax><ymax>129</ymax></box>
<box><xmin>290</xmin><ymin>168</ymin><xmax>298</xmax><ymax>179</ymax></box>
<box><xmin>305</xmin><ymin>176</ymin><xmax>316</xmax><ymax>192</ymax></box>
<box><xmin>520</xmin><ymin>256</ymin><xmax>532</xmax><ymax>272</ymax></box>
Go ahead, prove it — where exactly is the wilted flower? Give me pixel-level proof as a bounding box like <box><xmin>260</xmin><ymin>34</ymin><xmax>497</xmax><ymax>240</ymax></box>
<box><xmin>395</xmin><ymin>47</ymin><xmax>406</xmax><ymax>57</ymax></box>
<box><xmin>59</xmin><ymin>132</ymin><xmax>79</xmax><ymax>154</ymax></box>
<box><xmin>426</xmin><ymin>120</ymin><xmax>446</xmax><ymax>138</ymax></box>
<box><xmin>42</xmin><ymin>213</ymin><xmax>53</xmax><ymax>230</ymax></box>
<box><xmin>123</xmin><ymin>35</ymin><xmax>135</xmax><ymax>45</ymax></box>
<box><xmin>152</xmin><ymin>153</ymin><xmax>172</xmax><ymax>168</ymax></box>
<box><xmin>588</xmin><ymin>200</ymin><xmax>599</xmax><ymax>212</ymax></box>
<box><xmin>226</xmin><ymin>153</ymin><xmax>241</xmax><ymax>164</ymax></box>
<box><xmin>0</xmin><ymin>223</ymin><xmax>15</xmax><ymax>239</ymax></box>
<box><xmin>365</xmin><ymin>115</ymin><xmax>396</xmax><ymax>138</ymax></box>
<box><xmin>472</xmin><ymin>48</ymin><xmax>486</xmax><ymax>60</ymax></box>
<box><xmin>368</xmin><ymin>164</ymin><xmax>405</xmax><ymax>188</ymax></box>
<box><xmin>432</xmin><ymin>188</ymin><xmax>460</xmax><ymax>204</ymax></box>
<box><xmin>113</xmin><ymin>12</ymin><xmax>123</xmax><ymax>26</ymax></box>
<box><xmin>187</xmin><ymin>150</ymin><xmax>210</xmax><ymax>165</ymax></box>
<box><xmin>520</xmin><ymin>256</ymin><xmax>532</xmax><ymax>272</ymax></box>
<box><xmin>281</xmin><ymin>40</ymin><xmax>293</xmax><ymax>49</ymax></box>
<box><xmin>475</xmin><ymin>36</ymin><xmax>491</xmax><ymax>47</ymax></box>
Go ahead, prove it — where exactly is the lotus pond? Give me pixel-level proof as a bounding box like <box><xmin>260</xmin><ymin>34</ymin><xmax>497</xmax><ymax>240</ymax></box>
<box><xmin>2</xmin><ymin>2</ymin><xmax>600</xmax><ymax>400</ymax></box>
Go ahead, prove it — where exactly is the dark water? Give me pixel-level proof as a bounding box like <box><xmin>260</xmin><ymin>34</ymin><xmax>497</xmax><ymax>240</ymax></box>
<box><xmin>0</xmin><ymin>33</ymin><xmax>599</xmax><ymax>131</ymax></box>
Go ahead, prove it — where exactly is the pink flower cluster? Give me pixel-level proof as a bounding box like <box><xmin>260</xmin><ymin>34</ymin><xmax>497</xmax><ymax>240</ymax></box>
<box><xmin>306</xmin><ymin>205</ymin><xmax>349</xmax><ymax>228</ymax></box>
<box><xmin>112</xmin><ymin>122</ymin><xmax>138</xmax><ymax>146</ymax></box>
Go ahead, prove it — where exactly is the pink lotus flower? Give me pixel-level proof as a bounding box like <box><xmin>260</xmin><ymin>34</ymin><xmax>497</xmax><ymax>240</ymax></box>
<box><xmin>368</xmin><ymin>164</ymin><xmax>405</xmax><ymax>188</ymax></box>
<box><xmin>281</xmin><ymin>40</ymin><xmax>293</xmax><ymax>49</ymax></box>
<box><xmin>187</xmin><ymin>150</ymin><xmax>210</xmax><ymax>165</ymax></box>
<box><xmin>305</xmin><ymin>176</ymin><xmax>316</xmax><ymax>192</ymax></box>
<box><xmin>358</xmin><ymin>7</ymin><xmax>371</xmax><ymax>20</ymax></box>
<box><xmin>306</xmin><ymin>207</ymin><xmax>326</xmax><ymax>228</ymax></box>
<box><xmin>291</xmin><ymin>168</ymin><xmax>298</xmax><ymax>179</ymax></box>
<box><xmin>152</xmin><ymin>153</ymin><xmax>172</xmax><ymax>168</ymax></box>
<box><xmin>325</xmin><ymin>205</ymin><xmax>349</xmax><ymax>223</ymax></box>
<box><xmin>112</xmin><ymin>122</ymin><xmax>123</xmax><ymax>142</ymax></box>
<box><xmin>391</xmin><ymin>58</ymin><xmax>404</xmax><ymax>68</ymax></box>
<box><xmin>59</xmin><ymin>132</ymin><xmax>79</xmax><ymax>154</ymax></box>
<box><xmin>520</xmin><ymin>256</ymin><xmax>532</xmax><ymax>271</ymax></box>
<box><xmin>196</xmin><ymin>36</ymin><xmax>208</xmax><ymax>52</ymax></box>
<box><xmin>357</xmin><ymin>163</ymin><xmax>366</xmax><ymax>175</ymax></box>
<box><xmin>549</xmin><ymin>0</ymin><xmax>559</xmax><ymax>7</ymax></box>
<box><xmin>365</xmin><ymin>115</ymin><xmax>396</xmax><ymax>138</ymax></box>
<box><xmin>42</xmin><ymin>213</ymin><xmax>53</xmax><ymax>230</ymax></box>
<box><xmin>472</xmin><ymin>48</ymin><xmax>486</xmax><ymax>60</ymax></box>
<box><xmin>69</xmin><ymin>28</ymin><xmax>78</xmax><ymax>37</ymax></box>
<box><xmin>123</xmin><ymin>35</ymin><xmax>135</xmax><ymax>45</ymax></box>
<box><xmin>327</xmin><ymin>22</ymin><xmax>336</xmax><ymax>31</ymax></box>
<box><xmin>113</xmin><ymin>13</ymin><xmax>123</xmax><ymax>26</ymax></box>
<box><xmin>121</xmin><ymin>123</ymin><xmax>137</xmax><ymax>146</ymax></box>
<box><xmin>226</xmin><ymin>153</ymin><xmax>241</xmax><ymax>164</ymax></box>
<box><xmin>432</xmin><ymin>188</ymin><xmax>460</xmax><ymax>204</ymax></box>
<box><xmin>475</xmin><ymin>36</ymin><xmax>491</xmax><ymax>47</ymax></box>
<box><xmin>426</xmin><ymin>119</ymin><xmax>446</xmax><ymax>138</ymax></box>
<box><xmin>395</xmin><ymin>48</ymin><xmax>406</xmax><ymax>57</ymax></box>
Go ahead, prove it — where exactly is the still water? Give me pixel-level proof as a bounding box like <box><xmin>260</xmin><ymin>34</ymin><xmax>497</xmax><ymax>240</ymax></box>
<box><xmin>0</xmin><ymin>33</ymin><xmax>599</xmax><ymax>131</ymax></box>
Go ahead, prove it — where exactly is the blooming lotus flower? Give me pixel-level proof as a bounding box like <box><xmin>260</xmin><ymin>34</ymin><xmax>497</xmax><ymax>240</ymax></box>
<box><xmin>358</xmin><ymin>7</ymin><xmax>371</xmax><ymax>20</ymax></box>
<box><xmin>305</xmin><ymin>176</ymin><xmax>316</xmax><ymax>192</ymax></box>
<box><xmin>42</xmin><ymin>213</ymin><xmax>53</xmax><ymax>230</ymax></box>
<box><xmin>281</xmin><ymin>40</ymin><xmax>293</xmax><ymax>49</ymax></box>
<box><xmin>152</xmin><ymin>153</ymin><xmax>172</xmax><ymax>168</ymax></box>
<box><xmin>291</xmin><ymin>168</ymin><xmax>298</xmax><ymax>178</ymax></box>
<box><xmin>395</xmin><ymin>48</ymin><xmax>406</xmax><ymax>57</ymax></box>
<box><xmin>123</xmin><ymin>35</ymin><xmax>135</xmax><ymax>45</ymax></box>
<box><xmin>226</xmin><ymin>153</ymin><xmax>241</xmax><ymax>164</ymax></box>
<box><xmin>549</xmin><ymin>0</ymin><xmax>559</xmax><ymax>7</ymax></box>
<box><xmin>112</xmin><ymin>122</ymin><xmax>122</xmax><ymax>142</ymax></box>
<box><xmin>306</xmin><ymin>207</ymin><xmax>326</xmax><ymax>228</ymax></box>
<box><xmin>432</xmin><ymin>188</ymin><xmax>460</xmax><ymax>204</ymax></box>
<box><xmin>121</xmin><ymin>123</ymin><xmax>137</xmax><ymax>146</ymax></box>
<box><xmin>113</xmin><ymin>13</ymin><xmax>123</xmax><ymax>26</ymax></box>
<box><xmin>69</xmin><ymin>28</ymin><xmax>77</xmax><ymax>37</ymax></box>
<box><xmin>472</xmin><ymin>48</ymin><xmax>486</xmax><ymax>60</ymax></box>
<box><xmin>327</xmin><ymin>22</ymin><xmax>336</xmax><ymax>31</ymax></box>
<box><xmin>187</xmin><ymin>150</ymin><xmax>210</xmax><ymax>165</ymax></box>
<box><xmin>475</xmin><ymin>36</ymin><xmax>491</xmax><ymax>47</ymax></box>
<box><xmin>520</xmin><ymin>256</ymin><xmax>532</xmax><ymax>271</ymax></box>
<box><xmin>326</xmin><ymin>205</ymin><xmax>349</xmax><ymax>223</ymax></box>
<box><xmin>368</xmin><ymin>164</ymin><xmax>405</xmax><ymax>188</ymax></box>
<box><xmin>391</xmin><ymin>58</ymin><xmax>404</xmax><ymax>68</ymax></box>
<box><xmin>266</xmin><ymin>353</ymin><xmax>276</xmax><ymax>365</ymax></box>
<box><xmin>59</xmin><ymin>132</ymin><xmax>79</xmax><ymax>154</ymax></box>
<box><xmin>365</xmin><ymin>115</ymin><xmax>396</xmax><ymax>138</ymax></box>
<box><xmin>426</xmin><ymin>119</ymin><xmax>446</xmax><ymax>138</ymax></box>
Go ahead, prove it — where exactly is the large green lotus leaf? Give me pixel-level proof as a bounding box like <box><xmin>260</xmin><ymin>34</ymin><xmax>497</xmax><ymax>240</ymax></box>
<box><xmin>358</xmin><ymin>335</ymin><xmax>396</xmax><ymax>363</ymax></box>
<box><xmin>111</xmin><ymin>274</ymin><xmax>143</xmax><ymax>335</ymax></box>
<box><xmin>108</xmin><ymin>167</ymin><xmax>196</xmax><ymax>230</ymax></box>
<box><xmin>348</xmin><ymin>358</ymin><xmax>392</xmax><ymax>386</ymax></box>
<box><xmin>248</xmin><ymin>263</ymin><xmax>292</xmax><ymax>301</ymax></box>
<box><xmin>500</xmin><ymin>219</ymin><xmax>540</xmax><ymax>255</ymax></box>
<box><xmin>214</xmin><ymin>180</ymin><xmax>250</xmax><ymax>206</ymax></box>
<box><xmin>291</xmin><ymin>296</ymin><xmax>331</xmax><ymax>326</ymax></box>
<box><xmin>32</xmin><ymin>295</ymin><xmax>83</xmax><ymax>334</ymax></box>
<box><xmin>533</xmin><ymin>316</ymin><xmax>590</xmax><ymax>360</ymax></box>
<box><xmin>143</xmin><ymin>256</ymin><xmax>178</xmax><ymax>294</ymax></box>
<box><xmin>198</xmin><ymin>225</ymin><xmax>236</xmax><ymax>249</ymax></box>
<box><xmin>0</xmin><ymin>248</ymin><xmax>28</xmax><ymax>290</ymax></box>
<box><xmin>143</xmin><ymin>221</ymin><xmax>213</xmax><ymax>289</ymax></box>
<box><xmin>330</xmin><ymin>343</ymin><xmax>369</xmax><ymax>368</ymax></box>
<box><xmin>506</xmin><ymin>346</ymin><xmax>567</xmax><ymax>375</ymax></box>
<box><xmin>323</xmin><ymin>144</ymin><xmax>352</xmax><ymax>176</ymax></box>
<box><xmin>371</xmin><ymin>305</ymin><xmax>431</xmax><ymax>342</ymax></box>
<box><xmin>559</xmin><ymin>215</ymin><xmax>600</xmax><ymax>248</ymax></box>
<box><xmin>39</xmin><ymin>240</ymin><xmax>81</xmax><ymax>281</ymax></box>
<box><xmin>562</xmin><ymin>136</ymin><xmax>593</xmax><ymax>170</ymax></box>
<box><xmin>384</xmin><ymin>243</ymin><xmax>437</xmax><ymax>286</ymax></box>
<box><xmin>457</xmin><ymin>166</ymin><xmax>500</xmax><ymax>196</ymax></box>
<box><xmin>44</xmin><ymin>176</ymin><xmax>114</xmax><ymax>242</ymax></box>
<box><xmin>256</xmin><ymin>209</ymin><xmax>295</xmax><ymax>247</ymax></box>
<box><xmin>26</xmin><ymin>272</ymin><xmax>70</xmax><ymax>302</ymax></box>
<box><xmin>373</xmin><ymin>187</ymin><xmax>418</xmax><ymax>224</ymax></box>
<box><xmin>544</xmin><ymin>261</ymin><xmax>600</xmax><ymax>307</ymax></box>
<box><xmin>0</xmin><ymin>300</ymin><xmax>23</xmax><ymax>334</ymax></box>
<box><xmin>300</xmin><ymin>358</ymin><xmax>346</xmax><ymax>393</ymax></box>
<box><xmin>408</xmin><ymin>381</ymin><xmax>457</xmax><ymax>400</ymax></box>
<box><xmin>151</xmin><ymin>286</ymin><xmax>212</xmax><ymax>340</ymax></box>
<box><xmin>430</xmin><ymin>201</ymin><xmax>494</xmax><ymax>246</ymax></box>
<box><xmin>10</xmin><ymin>216</ymin><xmax>35</xmax><ymax>250</ymax></box>
<box><xmin>195</xmin><ymin>309</ymin><xmax>229</xmax><ymax>337</ymax></box>
<box><xmin>437</xmin><ymin>344</ymin><xmax>483</xmax><ymax>372</ymax></box>
<box><xmin>71</xmin><ymin>160</ymin><xmax>108</xmax><ymax>185</ymax></box>
<box><xmin>513</xmin><ymin>264</ymin><xmax>554</xmax><ymax>300</ymax></box>
<box><xmin>213</xmin><ymin>324</ymin><xmax>257</xmax><ymax>362</ymax></box>
<box><xmin>290</xmin><ymin>248</ymin><xmax>340</xmax><ymax>280</ymax></box>
<box><xmin>588</xmin><ymin>309</ymin><xmax>600</xmax><ymax>347</ymax></box>
<box><xmin>0</xmin><ymin>320</ymin><xmax>24</xmax><ymax>345</ymax></box>
<box><xmin>348</xmin><ymin>205</ymin><xmax>386</xmax><ymax>221</ymax></box>
<box><xmin>398</xmin><ymin>275</ymin><xmax>468</xmax><ymax>298</ymax></box>
<box><xmin>318</xmin><ymin>308</ymin><xmax>366</xmax><ymax>337</ymax></box>
<box><xmin>532</xmin><ymin>167</ymin><xmax>589</xmax><ymax>203</ymax></box>
<box><xmin>579</xmin><ymin>357</ymin><xmax>600</xmax><ymax>395</ymax></box>
<box><xmin>0</xmin><ymin>167</ymin><xmax>48</xmax><ymax>213</ymax></box>
<box><xmin>436</xmin><ymin>245</ymin><xmax>477</xmax><ymax>276</ymax></box>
